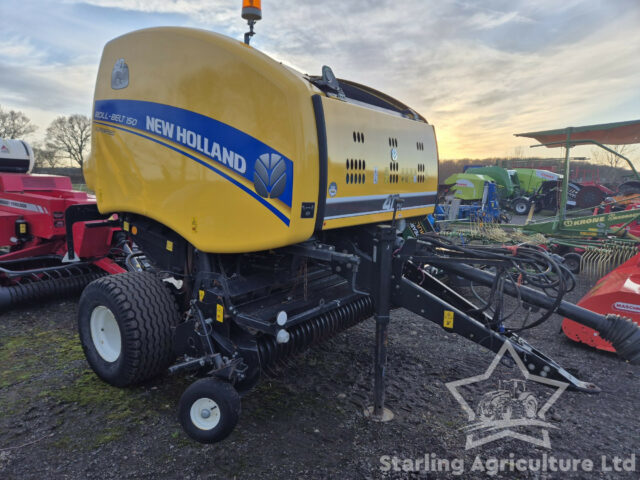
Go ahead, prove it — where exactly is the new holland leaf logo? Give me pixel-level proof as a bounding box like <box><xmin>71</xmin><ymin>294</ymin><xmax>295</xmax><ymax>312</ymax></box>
<box><xmin>446</xmin><ymin>341</ymin><xmax>568</xmax><ymax>449</ymax></box>
<box><xmin>253</xmin><ymin>153</ymin><xmax>287</xmax><ymax>199</ymax></box>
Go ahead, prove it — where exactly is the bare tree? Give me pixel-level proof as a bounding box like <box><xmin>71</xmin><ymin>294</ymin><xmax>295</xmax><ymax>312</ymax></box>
<box><xmin>0</xmin><ymin>105</ymin><xmax>37</xmax><ymax>139</ymax></box>
<box><xmin>45</xmin><ymin>115</ymin><xmax>91</xmax><ymax>168</ymax></box>
<box><xmin>32</xmin><ymin>142</ymin><xmax>61</xmax><ymax>169</ymax></box>
<box><xmin>591</xmin><ymin>145</ymin><xmax>636</xmax><ymax>182</ymax></box>
<box><xmin>591</xmin><ymin>144</ymin><xmax>636</xmax><ymax>168</ymax></box>
<box><xmin>512</xmin><ymin>146</ymin><xmax>525</xmax><ymax>160</ymax></box>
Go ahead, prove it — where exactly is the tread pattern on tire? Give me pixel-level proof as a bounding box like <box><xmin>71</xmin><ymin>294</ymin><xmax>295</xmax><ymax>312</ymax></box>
<box><xmin>81</xmin><ymin>272</ymin><xmax>179</xmax><ymax>386</ymax></box>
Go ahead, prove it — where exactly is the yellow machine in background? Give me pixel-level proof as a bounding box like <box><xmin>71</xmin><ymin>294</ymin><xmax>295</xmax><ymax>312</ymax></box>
<box><xmin>86</xmin><ymin>27</ymin><xmax>438</xmax><ymax>253</ymax></box>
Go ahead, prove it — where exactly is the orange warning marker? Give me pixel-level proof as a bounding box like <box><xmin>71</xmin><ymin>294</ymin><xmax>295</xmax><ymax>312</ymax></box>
<box><xmin>242</xmin><ymin>0</ymin><xmax>262</xmax><ymax>21</ymax></box>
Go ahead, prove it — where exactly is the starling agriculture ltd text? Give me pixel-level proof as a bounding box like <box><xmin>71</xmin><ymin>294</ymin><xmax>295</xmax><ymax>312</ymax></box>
<box><xmin>379</xmin><ymin>453</ymin><xmax>636</xmax><ymax>476</ymax></box>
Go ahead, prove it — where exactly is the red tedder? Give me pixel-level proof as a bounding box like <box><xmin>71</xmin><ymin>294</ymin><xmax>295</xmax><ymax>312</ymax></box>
<box><xmin>563</xmin><ymin>252</ymin><xmax>640</xmax><ymax>352</ymax></box>
<box><xmin>0</xmin><ymin>138</ymin><xmax>126</xmax><ymax>311</ymax></box>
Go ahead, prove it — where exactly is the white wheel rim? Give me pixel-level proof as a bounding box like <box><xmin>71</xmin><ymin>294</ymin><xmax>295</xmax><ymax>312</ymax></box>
<box><xmin>190</xmin><ymin>397</ymin><xmax>221</xmax><ymax>430</ymax></box>
<box><xmin>89</xmin><ymin>305</ymin><xmax>122</xmax><ymax>362</ymax></box>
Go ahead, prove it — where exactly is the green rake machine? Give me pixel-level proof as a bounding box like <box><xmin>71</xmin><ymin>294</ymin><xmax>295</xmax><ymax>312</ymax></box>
<box><xmin>513</xmin><ymin>121</ymin><xmax>640</xmax><ymax>274</ymax></box>
<box><xmin>430</xmin><ymin>120</ymin><xmax>640</xmax><ymax>276</ymax></box>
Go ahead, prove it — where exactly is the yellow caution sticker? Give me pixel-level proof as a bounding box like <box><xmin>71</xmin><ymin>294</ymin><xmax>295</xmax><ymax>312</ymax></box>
<box><xmin>216</xmin><ymin>304</ymin><xmax>224</xmax><ymax>323</ymax></box>
<box><xmin>443</xmin><ymin>310</ymin><xmax>454</xmax><ymax>328</ymax></box>
<box><xmin>19</xmin><ymin>224</ymin><xmax>26</xmax><ymax>234</ymax></box>
<box><xmin>123</xmin><ymin>221</ymin><xmax>130</xmax><ymax>231</ymax></box>
<box><xmin>198</xmin><ymin>289</ymin><xmax>205</xmax><ymax>301</ymax></box>
<box><xmin>166</xmin><ymin>240</ymin><xmax>174</xmax><ymax>252</ymax></box>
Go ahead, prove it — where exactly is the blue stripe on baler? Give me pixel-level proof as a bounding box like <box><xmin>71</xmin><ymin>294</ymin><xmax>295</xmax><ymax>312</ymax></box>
<box><xmin>94</xmin><ymin>100</ymin><xmax>293</xmax><ymax>207</ymax></box>
<box><xmin>94</xmin><ymin>120</ymin><xmax>290</xmax><ymax>226</ymax></box>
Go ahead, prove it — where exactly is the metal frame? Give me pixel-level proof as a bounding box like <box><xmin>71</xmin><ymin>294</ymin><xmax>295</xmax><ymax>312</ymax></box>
<box><xmin>167</xmin><ymin>226</ymin><xmax>640</xmax><ymax>421</ymax></box>
<box><xmin>515</xmin><ymin>121</ymin><xmax>640</xmax><ymax>235</ymax></box>
<box><xmin>530</xmin><ymin>137</ymin><xmax>640</xmax><ymax>222</ymax></box>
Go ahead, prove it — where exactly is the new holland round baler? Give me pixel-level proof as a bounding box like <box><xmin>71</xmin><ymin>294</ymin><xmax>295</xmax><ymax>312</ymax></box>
<box><xmin>86</xmin><ymin>27</ymin><xmax>438</xmax><ymax>253</ymax></box>
<box><xmin>76</xmin><ymin>24</ymin><xmax>640</xmax><ymax>443</ymax></box>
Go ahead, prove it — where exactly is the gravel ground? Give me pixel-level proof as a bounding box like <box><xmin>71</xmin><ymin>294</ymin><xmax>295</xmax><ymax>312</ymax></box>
<box><xmin>0</xmin><ymin>274</ymin><xmax>637</xmax><ymax>479</ymax></box>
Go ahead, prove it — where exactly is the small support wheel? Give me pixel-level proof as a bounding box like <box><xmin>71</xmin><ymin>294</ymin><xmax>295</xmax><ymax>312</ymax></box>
<box><xmin>178</xmin><ymin>377</ymin><xmax>241</xmax><ymax>443</ymax></box>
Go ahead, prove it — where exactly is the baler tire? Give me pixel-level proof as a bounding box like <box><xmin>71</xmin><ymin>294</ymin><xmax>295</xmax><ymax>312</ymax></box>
<box><xmin>178</xmin><ymin>377</ymin><xmax>241</xmax><ymax>444</ymax></box>
<box><xmin>78</xmin><ymin>272</ymin><xmax>180</xmax><ymax>388</ymax></box>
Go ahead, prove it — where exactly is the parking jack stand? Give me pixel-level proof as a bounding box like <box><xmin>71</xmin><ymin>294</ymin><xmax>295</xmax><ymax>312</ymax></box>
<box><xmin>366</xmin><ymin>225</ymin><xmax>395</xmax><ymax>422</ymax></box>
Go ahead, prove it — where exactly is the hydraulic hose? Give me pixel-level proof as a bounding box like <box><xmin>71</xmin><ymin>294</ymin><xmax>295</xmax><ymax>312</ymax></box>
<box><xmin>439</xmin><ymin>261</ymin><xmax>640</xmax><ymax>364</ymax></box>
<box><xmin>599</xmin><ymin>314</ymin><xmax>640</xmax><ymax>364</ymax></box>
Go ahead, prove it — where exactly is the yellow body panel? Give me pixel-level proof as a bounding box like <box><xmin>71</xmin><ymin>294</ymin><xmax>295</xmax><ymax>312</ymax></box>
<box><xmin>86</xmin><ymin>27</ymin><xmax>439</xmax><ymax>253</ymax></box>
<box><xmin>320</xmin><ymin>96</ymin><xmax>438</xmax><ymax>229</ymax></box>
<box><xmin>87</xmin><ymin>27</ymin><xmax>319</xmax><ymax>253</ymax></box>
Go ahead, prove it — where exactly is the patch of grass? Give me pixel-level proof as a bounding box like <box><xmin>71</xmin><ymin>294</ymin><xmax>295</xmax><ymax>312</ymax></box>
<box><xmin>43</xmin><ymin>370</ymin><xmax>159</xmax><ymax>449</ymax></box>
<box><xmin>0</xmin><ymin>335</ymin><xmax>38</xmax><ymax>388</ymax></box>
<box><xmin>51</xmin><ymin>435</ymin><xmax>75</xmax><ymax>449</ymax></box>
<box><xmin>0</xmin><ymin>327</ymin><xmax>90</xmax><ymax>424</ymax></box>
<box><xmin>1</xmin><ymin>324</ymin><xmax>235</xmax><ymax>453</ymax></box>
<box><xmin>170</xmin><ymin>429</ymin><xmax>194</xmax><ymax>448</ymax></box>
<box><xmin>0</xmin><ymin>326</ymin><xmax>95</xmax><ymax>377</ymax></box>
<box><xmin>49</xmin><ymin>331</ymin><xmax>85</xmax><ymax>365</ymax></box>
<box><xmin>46</xmin><ymin>369</ymin><xmax>143</xmax><ymax>416</ymax></box>
<box><xmin>246</xmin><ymin>379</ymin><xmax>336</xmax><ymax>423</ymax></box>
<box><xmin>106</xmin><ymin>407</ymin><xmax>134</xmax><ymax>421</ymax></box>
<box><xmin>0</xmin><ymin>326</ymin><xmax>159</xmax><ymax>445</ymax></box>
<box><xmin>0</xmin><ymin>329</ymin><xmax>82</xmax><ymax>388</ymax></box>
<box><xmin>92</xmin><ymin>426</ymin><xmax>127</xmax><ymax>447</ymax></box>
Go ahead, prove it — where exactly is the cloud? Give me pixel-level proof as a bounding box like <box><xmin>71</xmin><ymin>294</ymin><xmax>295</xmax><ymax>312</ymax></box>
<box><xmin>422</xmin><ymin>12</ymin><xmax>640</xmax><ymax>157</ymax></box>
<box><xmin>63</xmin><ymin>0</ymin><xmax>237</xmax><ymax>25</ymax></box>
<box><xmin>1</xmin><ymin>0</ymin><xmax>639</xmax><ymax>160</ymax></box>
<box><xmin>0</xmin><ymin>29</ymin><xmax>95</xmax><ymax>139</ymax></box>
<box><xmin>466</xmin><ymin>11</ymin><xmax>533</xmax><ymax>30</ymax></box>
<box><xmin>241</xmin><ymin>1</ymin><xmax>640</xmax><ymax>157</ymax></box>
<box><xmin>0</xmin><ymin>37</ymin><xmax>42</xmax><ymax>61</ymax></box>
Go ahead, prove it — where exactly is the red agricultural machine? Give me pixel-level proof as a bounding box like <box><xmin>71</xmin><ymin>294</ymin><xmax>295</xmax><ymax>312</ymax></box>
<box><xmin>0</xmin><ymin>138</ymin><xmax>126</xmax><ymax>310</ymax></box>
<box><xmin>563</xmin><ymin>252</ymin><xmax>640</xmax><ymax>352</ymax></box>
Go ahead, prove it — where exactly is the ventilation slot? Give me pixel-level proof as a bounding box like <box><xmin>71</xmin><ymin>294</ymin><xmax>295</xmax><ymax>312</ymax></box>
<box><xmin>416</xmin><ymin>163</ymin><xmax>426</xmax><ymax>183</ymax></box>
<box><xmin>345</xmin><ymin>158</ymin><xmax>366</xmax><ymax>184</ymax></box>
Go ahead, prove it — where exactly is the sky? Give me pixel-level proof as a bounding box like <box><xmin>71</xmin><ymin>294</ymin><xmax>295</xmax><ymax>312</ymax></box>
<box><xmin>1</xmin><ymin>0</ymin><xmax>639</xmax><ymax>160</ymax></box>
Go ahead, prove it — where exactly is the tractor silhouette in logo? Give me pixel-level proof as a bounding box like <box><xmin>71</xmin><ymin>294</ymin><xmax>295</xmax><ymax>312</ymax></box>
<box><xmin>477</xmin><ymin>379</ymin><xmax>538</xmax><ymax>422</ymax></box>
<box><xmin>111</xmin><ymin>58</ymin><xmax>129</xmax><ymax>90</ymax></box>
